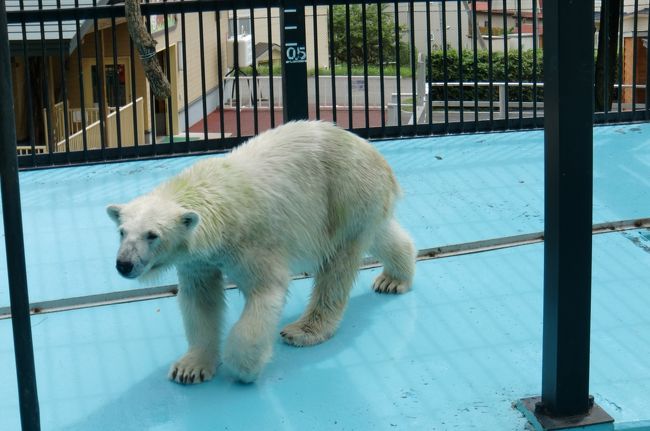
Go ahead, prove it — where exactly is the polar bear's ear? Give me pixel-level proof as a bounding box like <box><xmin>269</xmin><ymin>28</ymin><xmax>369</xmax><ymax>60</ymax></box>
<box><xmin>181</xmin><ymin>211</ymin><xmax>200</xmax><ymax>231</ymax></box>
<box><xmin>106</xmin><ymin>204</ymin><xmax>123</xmax><ymax>224</ymax></box>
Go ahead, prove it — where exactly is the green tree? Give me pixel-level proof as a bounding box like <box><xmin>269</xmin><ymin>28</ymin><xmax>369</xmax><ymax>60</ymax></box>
<box><xmin>330</xmin><ymin>4</ymin><xmax>408</xmax><ymax>66</ymax></box>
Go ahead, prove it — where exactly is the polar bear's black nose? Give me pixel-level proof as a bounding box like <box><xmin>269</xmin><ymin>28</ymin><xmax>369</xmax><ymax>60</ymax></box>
<box><xmin>116</xmin><ymin>260</ymin><xmax>133</xmax><ymax>276</ymax></box>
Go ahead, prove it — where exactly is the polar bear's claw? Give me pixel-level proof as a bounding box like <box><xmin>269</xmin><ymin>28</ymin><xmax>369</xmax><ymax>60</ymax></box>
<box><xmin>280</xmin><ymin>322</ymin><xmax>333</xmax><ymax>347</ymax></box>
<box><xmin>168</xmin><ymin>351</ymin><xmax>216</xmax><ymax>385</ymax></box>
<box><xmin>372</xmin><ymin>272</ymin><xmax>411</xmax><ymax>294</ymax></box>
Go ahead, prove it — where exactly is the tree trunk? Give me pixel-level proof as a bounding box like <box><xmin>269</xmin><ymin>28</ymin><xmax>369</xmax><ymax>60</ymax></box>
<box><xmin>124</xmin><ymin>0</ymin><xmax>171</xmax><ymax>99</ymax></box>
<box><xmin>594</xmin><ymin>0</ymin><xmax>621</xmax><ymax>112</ymax></box>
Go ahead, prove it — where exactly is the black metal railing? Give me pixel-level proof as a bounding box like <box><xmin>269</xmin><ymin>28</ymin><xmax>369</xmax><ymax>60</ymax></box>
<box><xmin>3</xmin><ymin>0</ymin><xmax>649</xmax><ymax>169</ymax></box>
<box><xmin>1</xmin><ymin>1</ymin><xmax>647</xmax><ymax>429</ymax></box>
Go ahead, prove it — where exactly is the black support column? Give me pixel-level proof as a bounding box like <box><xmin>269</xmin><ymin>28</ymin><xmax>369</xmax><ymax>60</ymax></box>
<box><xmin>541</xmin><ymin>0</ymin><xmax>594</xmax><ymax>415</ymax></box>
<box><xmin>0</xmin><ymin>0</ymin><xmax>41</xmax><ymax>429</ymax></box>
<box><xmin>281</xmin><ymin>0</ymin><xmax>309</xmax><ymax>122</ymax></box>
<box><xmin>518</xmin><ymin>0</ymin><xmax>613</xmax><ymax>428</ymax></box>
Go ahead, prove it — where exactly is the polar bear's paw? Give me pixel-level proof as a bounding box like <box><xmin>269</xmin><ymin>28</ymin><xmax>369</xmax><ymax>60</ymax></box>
<box><xmin>280</xmin><ymin>321</ymin><xmax>334</xmax><ymax>347</ymax></box>
<box><xmin>222</xmin><ymin>333</ymin><xmax>272</xmax><ymax>383</ymax></box>
<box><xmin>168</xmin><ymin>350</ymin><xmax>217</xmax><ymax>385</ymax></box>
<box><xmin>372</xmin><ymin>272</ymin><xmax>411</xmax><ymax>294</ymax></box>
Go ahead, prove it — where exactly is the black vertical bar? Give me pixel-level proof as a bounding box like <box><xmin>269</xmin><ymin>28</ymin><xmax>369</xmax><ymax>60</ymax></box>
<box><xmin>266</xmin><ymin>4</ymin><xmax>276</xmax><ymax>127</ymax></box>
<box><xmin>181</xmin><ymin>11</ymin><xmax>190</xmax><ymax>144</ymax></box>
<box><xmin>328</xmin><ymin>3</ymin><xmax>337</xmax><ymax>123</ymax></box>
<box><xmin>92</xmin><ymin>0</ymin><xmax>107</xmax><ymax>153</ymax></box>
<box><xmin>502</xmin><ymin>0</ymin><xmax>509</xmax><ymax>124</ymax></box>
<box><xmin>345</xmin><ymin>3</ymin><xmax>352</xmax><ymax>128</ymax></box>
<box><xmin>74</xmin><ymin>0</ymin><xmax>88</xmax><ymax>156</ymax></box>
<box><xmin>281</xmin><ymin>0</ymin><xmax>309</xmax><ymax>121</ymax></box>
<box><xmin>232</xmin><ymin>9</ymin><xmax>242</xmax><ymax>137</ymax></box>
<box><xmin>471</xmin><ymin>0</ymin><xmax>479</xmax><ymax>131</ymax></box>
<box><xmin>38</xmin><ymin>0</ymin><xmax>53</xmax><ymax>161</ymax></box>
<box><xmin>603</xmin><ymin>0</ymin><xmax>610</xmax><ymax>119</ymax></box>
<box><xmin>409</xmin><ymin>0</ymin><xmax>416</xmax><ymax>130</ymax></box>
<box><xmin>313</xmin><ymin>1</ymin><xmax>321</xmax><ymax>120</ymax></box>
<box><xmin>456</xmin><ymin>0</ymin><xmax>464</xmax><ymax>129</ymax></box>
<box><xmin>542</xmin><ymin>0</ymin><xmax>594</xmax><ymax>416</ymax></box>
<box><xmin>441</xmin><ymin>0</ymin><xmax>449</xmax><ymax>130</ymax></box>
<box><xmin>251</xmin><ymin>5</ymin><xmax>259</xmax><ymax>135</ymax></box>
<box><xmin>632</xmin><ymin>0</ymin><xmax>639</xmax><ymax>113</ymax></box>
<box><xmin>487</xmin><ymin>0</ymin><xmax>494</xmax><ymax>127</ymax></box>
<box><xmin>19</xmin><ymin>0</ymin><xmax>35</xmax><ymax>157</ymax></box>
<box><xmin>216</xmin><ymin>10</ymin><xmax>226</xmax><ymax>136</ymax></box>
<box><xmin>129</xmin><ymin>38</ymin><xmax>140</xmax><ymax>154</ymax></box>
<box><xmin>361</xmin><ymin>2</ymin><xmax>369</xmax><ymax>130</ymax></box>
<box><xmin>56</xmin><ymin>0</ymin><xmax>71</xmax><ymax>160</ymax></box>
<box><xmin>0</xmin><ymin>2</ymin><xmax>41</xmax><ymax>428</ymax></box>
<box><xmin>164</xmin><ymin>0</ymin><xmax>174</xmax><ymax>147</ymax></box>
<box><xmin>394</xmin><ymin>0</ymin><xmax>402</xmax><ymax>130</ymax></box>
<box><xmin>646</xmin><ymin>0</ymin><xmax>650</xmax><ymax>120</ymax></box>
<box><xmin>516</xmin><ymin>0</ymin><xmax>523</xmax><ymax>128</ymax></box>
<box><xmin>145</xmin><ymin>1</ymin><xmax>157</xmax><ymax>149</ymax></box>
<box><xmin>425</xmin><ymin>0</ymin><xmax>432</xmax><ymax>130</ymax></box>
<box><xmin>617</xmin><ymin>0</ymin><xmax>623</xmax><ymax>117</ymax></box>
<box><xmin>532</xmin><ymin>0</ymin><xmax>539</xmax><ymax>125</ymax></box>
<box><xmin>111</xmin><ymin>15</ymin><xmax>123</xmax><ymax>151</ymax></box>
<box><xmin>199</xmin><ymin>11</ymin><xmax>209</xmax><ymax>138</ymax></box>
<box><xmin>377</xmin><ymin>0</ymin><xmax>385</xmax><ymax>131</ymax></box>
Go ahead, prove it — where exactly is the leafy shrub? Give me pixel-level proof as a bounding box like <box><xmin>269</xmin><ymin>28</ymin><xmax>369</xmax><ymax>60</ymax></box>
<box><xmin>428</xmin><ymin>48</ymin><xmax>544</xmax><ymax>102</ymax></box>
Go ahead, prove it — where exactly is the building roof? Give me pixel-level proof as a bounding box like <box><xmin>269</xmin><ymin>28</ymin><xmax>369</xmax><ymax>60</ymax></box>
<box><xmin>254</xmin><ymin>42</ymin><xmax>281</xmax><ymax>59</ymax></box>
<box><xmin>6</xmin><ymin>0</ymin><xmax>108</xmax><ymax>55</ymax></box>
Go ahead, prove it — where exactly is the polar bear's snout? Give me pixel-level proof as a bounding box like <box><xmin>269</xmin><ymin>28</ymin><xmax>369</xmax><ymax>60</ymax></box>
<box><xmin>114</xmin><ymin>245</ymin><xmax>142</xmax><ymax>279</ymax></box>
<box><xmin>113</xmin><ymin>239</ymin><xmax>153</xmax><ymax>279</ymax></box>
<box><xmin>116</xmin><ymin>259</ymin><xmax>134</xmax><ymax>277</ymax></box>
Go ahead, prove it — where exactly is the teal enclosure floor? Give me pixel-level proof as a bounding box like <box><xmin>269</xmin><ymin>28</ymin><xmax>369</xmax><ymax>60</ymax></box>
<box><xmin>1</xmin><ymin>123</ymin><xmax>649</xmax><ymax>430</ymax></box>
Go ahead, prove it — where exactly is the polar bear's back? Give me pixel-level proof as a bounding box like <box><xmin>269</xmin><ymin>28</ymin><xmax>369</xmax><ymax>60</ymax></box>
<box><xmin>232</xmin><ymin>120</ymin><xmax>398</xmax><ymax>211</ymax></box>
<box><xmin>231</xmin><ymin>121</ymin><xmax>398</xmax><ymax>195</ymax></box>
<box><xmin>169</xmin><ymin>121</ymin><xmax>400</xmax><ymax>266</ymax></box>
<box><xmin>231</xmin><ymin>121</ymin><xmax>399</xmax><ymax>250</ymax></box>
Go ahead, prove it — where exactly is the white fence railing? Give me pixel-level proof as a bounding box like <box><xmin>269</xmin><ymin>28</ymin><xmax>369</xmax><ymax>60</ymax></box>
<box><xmin>55</xmin><ymin>97</ymin><xmax>145</xmax><ymax>152</ymax></box>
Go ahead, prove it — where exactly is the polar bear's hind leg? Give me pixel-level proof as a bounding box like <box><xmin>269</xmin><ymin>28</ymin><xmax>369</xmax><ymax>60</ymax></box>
<box><xmin>280</xmin><ymin>239</ymin><xmax>364</xmax><ymax>347</ymax></box>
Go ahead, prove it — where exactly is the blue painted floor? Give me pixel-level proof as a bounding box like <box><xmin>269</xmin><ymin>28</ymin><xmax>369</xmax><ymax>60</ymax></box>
<box><xmin>1</xmin><ymin>123</ymin><xmax>649</xmax><ymax>430</ymax></box>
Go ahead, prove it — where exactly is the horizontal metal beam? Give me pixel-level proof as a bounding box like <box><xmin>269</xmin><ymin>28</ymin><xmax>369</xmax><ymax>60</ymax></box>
<box><xmin>5</xmin><ymin>0</ymin><xmax>453</xmax><ymax>23</ymax></box>
<box><xmin>1</xmin><ymin>217</ymin><xmax>647</xmax><ymax>320</ymax></box>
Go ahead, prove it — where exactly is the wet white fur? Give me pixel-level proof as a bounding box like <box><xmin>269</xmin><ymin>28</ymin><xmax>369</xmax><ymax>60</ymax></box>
<box><xmin>107</xmin><ymin>121</ymin><xmax>416</xmax><ymax>384</ymax></box>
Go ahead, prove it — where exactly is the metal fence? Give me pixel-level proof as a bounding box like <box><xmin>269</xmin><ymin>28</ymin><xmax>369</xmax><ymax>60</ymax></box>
<box><xmin>3</xmin><ymin>0</ymin><xmax>650</xmax><ymax>168</ymax></box>
<box><xmin>0</xmin><ymin>0</ymin><xmax>647</xmax><ymax>430</ymax></box>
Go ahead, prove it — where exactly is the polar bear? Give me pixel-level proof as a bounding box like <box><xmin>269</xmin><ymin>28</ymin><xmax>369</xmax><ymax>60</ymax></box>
<box><xmin>107</xmin><ymin>120</ymin><xmax>415</xmax><ymax>384</ymax></box>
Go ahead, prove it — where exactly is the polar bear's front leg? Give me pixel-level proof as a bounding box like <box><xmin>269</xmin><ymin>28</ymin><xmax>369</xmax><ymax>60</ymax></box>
<box><xmin>169</xmin><ymin>268</ymin><xmax>225</xmax><ymax>384</ymax></box>
<box><xmin>223</xmin><ymin>267</ymin><xmax>289</xmax><ymax>383</ymax></box>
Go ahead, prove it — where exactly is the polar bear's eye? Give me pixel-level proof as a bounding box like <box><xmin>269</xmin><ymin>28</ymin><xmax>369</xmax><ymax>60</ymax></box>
<box><xmin>146</xmin><ymin>231</ymin><xmax>159</xmax><ymax>241</ymax></box>
<box><xmin>119</xmin><ymin>229</ymin><xmax>125</xmax><ymax>238</ymax></box>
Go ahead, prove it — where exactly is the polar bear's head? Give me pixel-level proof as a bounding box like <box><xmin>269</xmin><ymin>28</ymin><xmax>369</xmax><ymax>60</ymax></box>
<box><xmin>106</xmin><ymin>195</ymin><xmax>200</xmax><ymax>279</ymax></box>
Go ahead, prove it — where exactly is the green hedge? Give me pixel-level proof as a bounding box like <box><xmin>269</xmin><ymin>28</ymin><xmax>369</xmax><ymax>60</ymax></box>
<box><xmin>240</xmin><ymin>48</ymin><xmax>544</xmax><ymax>103</ymax></box>
<box><xmin>428</xmin><ymin>49</ymin><xmax>544</xmax><ymax>102</ymax></box>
